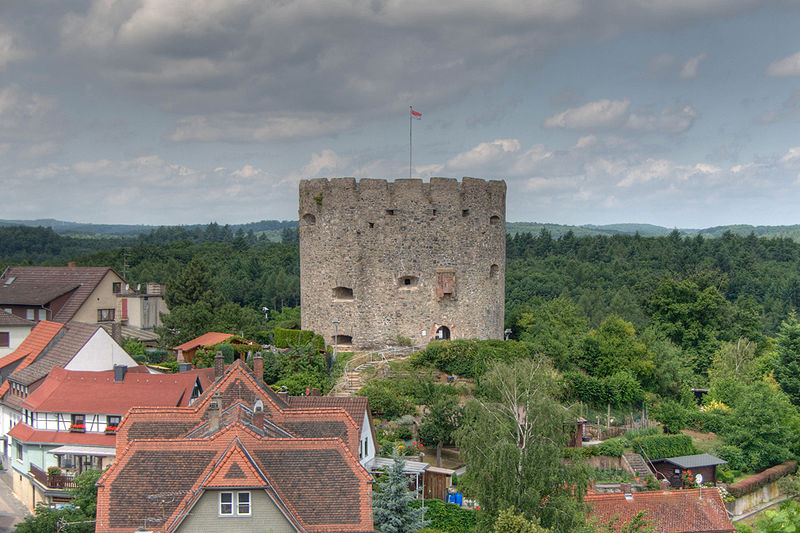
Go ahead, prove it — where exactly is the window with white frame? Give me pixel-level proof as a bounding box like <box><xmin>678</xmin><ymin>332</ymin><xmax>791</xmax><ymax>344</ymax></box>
<box><xmin>26</xmin><ymin>309</ymin><xmax>35</xmax><ymax>320</ymax></box>
<box><xmin>219</xmin><ymin>491</ymin><xmax>251</xmax><ymax>517</ymax></box>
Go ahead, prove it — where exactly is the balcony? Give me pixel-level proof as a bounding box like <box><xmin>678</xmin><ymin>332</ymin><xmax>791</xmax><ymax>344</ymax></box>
<box><xmin>30</xmin><ymin>464</ymin><xmax>77</xmax><ymax>490</ymax></box>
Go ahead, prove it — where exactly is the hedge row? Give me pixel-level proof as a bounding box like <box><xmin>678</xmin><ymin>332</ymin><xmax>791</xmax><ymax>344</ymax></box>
<box><xmin>630</xmin><ymin>434</ymin><xmax>695</xmax><ymax>460</ymax></box>
<box><xmin>562</xmin><ymin>370</ymin><xmax>645</xmax><ymax>408</ymax></box>
<box><xmin>274</xmin><ymin>328</ymin><xmax>325</xmax><ymax>351</ymax></box>
<box><xmin>728</xmin><ymin>460</ymin><xmax>798</xmax><ymax>498</ymax></box>
<box><xmin>564</xmin><ymin>438</ymin><xmax>626</xmax><ymax>459</ymax></box>
<box><xmin>411</xmin><ymin>339</ymin><xmax>534</xmax><ymax>378</ymax></box>
<box><xmin>410</xmin><ymin>499</ymin><xmax>476</xmax><ymax>533</ymax></box>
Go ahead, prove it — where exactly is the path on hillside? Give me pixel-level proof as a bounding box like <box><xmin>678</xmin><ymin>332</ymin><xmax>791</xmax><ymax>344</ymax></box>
<box><xmin>330</xmin><ymin>347</ymin><xmax>416</xmax><ymax>397</ymax></box>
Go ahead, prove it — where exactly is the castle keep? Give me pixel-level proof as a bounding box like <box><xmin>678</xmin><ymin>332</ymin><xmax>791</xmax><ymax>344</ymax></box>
<box><xmin>299</xmin><ymin>177</ymin><xmax>506</xmax><ymax>350</ymax></box>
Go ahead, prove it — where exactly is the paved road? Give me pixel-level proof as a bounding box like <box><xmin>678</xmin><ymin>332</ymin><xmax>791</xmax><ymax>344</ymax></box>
<box><xmin>0</xmin><ymin>472</ymin><xmax>30</xmax><ymax>532</ymax></box>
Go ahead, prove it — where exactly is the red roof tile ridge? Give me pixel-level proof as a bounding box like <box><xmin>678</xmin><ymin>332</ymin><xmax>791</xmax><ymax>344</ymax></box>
<box><xmin>192</xmin><ymin>361</ymin><xmax>289</xmax><ymax>413</ymax></box>
<box><xmin>172</xmin><ymin>332</ymin><xmax>234</xmax><ymax>351</ymax></box>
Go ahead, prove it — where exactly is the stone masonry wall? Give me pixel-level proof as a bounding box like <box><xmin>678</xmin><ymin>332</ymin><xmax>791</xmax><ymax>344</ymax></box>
<box><xmin>298</xmin><ymin>177</ymin><xmax>506</xmax><ymax>350</ymax></box>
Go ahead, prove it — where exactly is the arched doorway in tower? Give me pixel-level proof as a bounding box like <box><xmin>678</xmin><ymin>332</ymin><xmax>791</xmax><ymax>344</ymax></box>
<box><xmin>435</xmin><ymin>326</ymin><xmax>451</xmax><ymax>340</ymax></box>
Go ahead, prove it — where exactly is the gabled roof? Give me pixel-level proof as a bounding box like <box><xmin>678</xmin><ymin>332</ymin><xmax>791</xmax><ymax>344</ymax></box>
<box><xmin>173</xmin><ymin>332</ymin><xmax>234</xmax><ymax>351</ymax></box>
<box><xmin>652</xmin><ymin>454</ymin><xmax>728</xmax><ymax>470</ymax></box>
<box><xmin>0</xmin><ymin>266</ymin><xmax>122</xmax><ymax>322</ymax></box>
<box><xmin>9</xmin><ymin>322</ymin><xmax>101</xmax><ymax>386</ymax></box>
<box><xmin>0</xmin><ymin>310</ymin><xmax>35</xmax><ymax>327</ymax></box>
<box><xmin>586</xmin><ymin>488</ymin><xmax>735</xmax><ymax>532</ymax></box>
<box><xmin>96</xmin><ymin>425</ymin><xmax>374</xmax><ymax>533</ymax></box>
<box><xmin>0</xmin><ymin>320</ymin><xmax>65</xmax><ymax>397</ymax></box>
<box><xmin>288</xmin><ymin>395</ymin><xmax>377</xmax><ymax>445</ymax></box>
<box><xmin>20</xmin><ymin>366</ymin><xmax>215</xmax><ymax>413</ymax></box>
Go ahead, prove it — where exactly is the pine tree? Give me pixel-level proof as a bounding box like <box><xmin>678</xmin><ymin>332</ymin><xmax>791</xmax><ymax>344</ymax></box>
<box><xmin>372</xmin><ymin>454</ymin><xmax>429</xmax><ymax>533</ymax></box>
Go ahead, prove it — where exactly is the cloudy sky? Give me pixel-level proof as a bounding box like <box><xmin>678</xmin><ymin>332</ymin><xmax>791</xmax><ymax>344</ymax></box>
<box><xmin>3</xmin><ymin>1</ymin><xmax>800</xmax><ymax>228</ymax></box>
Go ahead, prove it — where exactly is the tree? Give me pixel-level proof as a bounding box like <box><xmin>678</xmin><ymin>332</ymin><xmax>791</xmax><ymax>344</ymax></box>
<box><xmin>579</xmin><ymin>316</ymin><xmax>653</xmax><ymax>384</ymax></box>
<box><xmin>455</xmin><ymin>357</ymin><xmax>590</xmax><ymax>532</ymax></box>
<box><xmin>774</xmin><ymin>312</ymin><xmax>800</xmax><ymax>405</ymax></box>
<box><xmin>14</xmin><ymin>469</ymin><xmax>102</xmax><ymax>533</ymax></box>
<box><xmin>709</xmin><ymin>337</ymin><xmax>757</xmax><ymax>384</ymax></box>
<box><xmin>165</xmin><ymin>256</ymin><xmax>222</xmax><ymax>309</ymax></box>
<box><xmin>516</xmin><ymin>297</ymin><xmax>587</xmax><ymax>371</ymax></box>
<box><xmin>372</xmin><ymin>454</ymin><xmax>429</xmax><ymax>533</ymax></box>
<box><xmin>418</xmin><ymin>384</ymin><xmax>463</xmax><ymax>467</ymax></box>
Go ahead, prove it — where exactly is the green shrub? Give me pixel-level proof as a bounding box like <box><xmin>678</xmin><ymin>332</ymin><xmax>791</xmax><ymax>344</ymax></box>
<box><xmin>596</xmin><ymin>438</ymin><xmax>626</xmax><ymax>457</ymax></box>
<box><xmin>562</xmin><ymin>370</ymin><xmax>644</xmax><ymax>408</ymax></box>
<box><xmin>649</xmin><ymin>398</ymin><xmax>692</xmax><ymax>434</ymax></box>
<box><xmin>631</xmin><ymin>434</ymin><xmax>695</xmax><ymax>460</ymax></box>
<box><xmin>409</xmin><ymin>499</ymin><xmax>476</xmax><ymax>533</ymax></box>
<box><xmin>359</xmin><ymin>382</ymin><xmax>416</xmax><ymax>419</ymax></box>
<box><xmin>645</xmin><ymin>474</ymin><xmax>660</xmax><ymax>491</ymax></box>
<box><xmin>716</xmin><ymin>445</ymin><xmax>747</xmax><ymax>472</ymax></box>
<box><xmin>274</xmin><ymin>328</ymin><xmax>325</xmax><ymax>351</ymax></box>
<box><xmin>717</xmin><ymin>466</ymin><xmax>737</xmax><ymax>484</ymax></box>
<box><xmin>411</xmin><ymin>339</ymin><xmax>534</xmax><ymax>378</ymax></box>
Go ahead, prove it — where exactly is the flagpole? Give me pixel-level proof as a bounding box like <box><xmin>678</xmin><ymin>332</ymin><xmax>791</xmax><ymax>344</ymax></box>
<box><xmin>409</xmin><ymin>106</ymin><xmax>413</xmax><ymax>179</ymax></box>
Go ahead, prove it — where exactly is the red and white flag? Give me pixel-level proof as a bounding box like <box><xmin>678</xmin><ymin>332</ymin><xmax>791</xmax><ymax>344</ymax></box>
<box><xmin>411</xmin><ymin>108</ymin><xmax>422</xmax><ymax>120</ymax></box>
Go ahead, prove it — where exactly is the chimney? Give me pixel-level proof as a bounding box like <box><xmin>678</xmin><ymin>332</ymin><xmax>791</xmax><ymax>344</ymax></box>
<box><xmin>178</xmin><ymin>362</ymin><xmax>192</xmax><ymax>373</ymax></box>
<box><xmin>208</xmin><ymin>391</ymin><xmax>221</xmax><ymax>433</ymax></box>
<box><xmin>660</xmin><ymin>479</ymin><xmax>671</xmax><ymax>492</ymax></box>
<box><xmin>252</xmin><ymin>400</ymin><xmax>264</xmax><ymax>429</ymax></box>
<box><xmin>68</xmin><ymin>262</ymin><xmax>76</xmax><ymax>268</ymax></box>
<box><xmin>176</xmin><ymin>348</ymin><xmax>185</xmax><ymax>362</ymax></box>
<box><xmin>111</xmin><ymin>322</ymin><xmax>122</xmax><ymax>344</ymax></box>
<box><xmin>114</xmin><ymin>364</ymin><xmax>127</xmax><ymax>383</ymax></box>
<box><xmin>620</xmin><ymin>483</ymin><xmax>633</xmax><ymax>500</ymax></box>
<box><xmin>253</xmin><ymin>353</ymin><xmax>264</xmax><ymax>385</ymax></box>
<box><xmin>214</xmin><ymin>351</ymin><xmax>225</xmax><ymax>379</ymax></box>
<box><xmin>310</xmin><ymin>388</ymin><xmax>321</xmax><ymax>397</ymax></box>
<box><xmin>277</xmin><ymin>391</ymin><xmax>289</xmax><ymax>400</ymax></box>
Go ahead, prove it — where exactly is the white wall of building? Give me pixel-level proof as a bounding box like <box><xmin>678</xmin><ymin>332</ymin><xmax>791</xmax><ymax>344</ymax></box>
<box><xmin>63</xmin><ymin>329</ymin><xmax>137</xmax><ymax>371</ymax></box>
<box><xmin>0</xmin><ymin>325</ymin><xmax>33</xmax><ymax>357</ymax></box>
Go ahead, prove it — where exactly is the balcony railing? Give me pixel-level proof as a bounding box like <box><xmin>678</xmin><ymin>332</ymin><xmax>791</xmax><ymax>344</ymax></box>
<box><xmin>30</xmin><ymin>464</ymin><xmax>77</xmax><ymax>490</ymax></box>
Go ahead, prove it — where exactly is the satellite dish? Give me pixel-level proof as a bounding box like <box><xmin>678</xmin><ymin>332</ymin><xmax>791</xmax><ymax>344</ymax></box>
<box><xmin>695</xmin><ymin>473</ymin><xmax>703</xmax><ymax>485</ymax></box>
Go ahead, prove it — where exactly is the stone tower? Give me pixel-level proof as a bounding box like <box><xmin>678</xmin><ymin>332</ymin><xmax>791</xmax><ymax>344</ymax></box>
<box><xmin>299</xmin><ymin>177</ymin><xmax>506</xmax><ymax>350</ymax></box>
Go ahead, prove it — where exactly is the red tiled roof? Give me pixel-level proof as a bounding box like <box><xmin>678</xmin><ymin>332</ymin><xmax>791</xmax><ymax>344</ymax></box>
<box><xmin>96</xmin><ymin>425</ymin><xmax>373</xmax><ymax>533</ymax></box>
<box><xmin>0</xmin><ymin>266</ymin><xmax>122</xmax><ymax>322</ymax></box>
<box><xmin>8</xmin><ymin>423</ymin><xmax>116</xmax><ymax>447</ymax></box>
<box><xmin>586</xmin><ymin>489</ymin><xmax>735</xmax><ymax>532</ymax></box>
<box><xmin>172</xmin><ymin>332</ymin><xmax>234</xmax><ymax>351</ymax></box>
<box><xmin>96</xmin><ymin>361</ymin><xmax>376</xmax><ymax>532</ymax></box>
<box><xmin>0</xmin><ymin>320</ymin><xmax>65</xmax><ymax>397</ymax></box>
<box><xmin>20</xmin><ymin>366</ymin><xmax>216</xmax><ymax>413</ymax></box>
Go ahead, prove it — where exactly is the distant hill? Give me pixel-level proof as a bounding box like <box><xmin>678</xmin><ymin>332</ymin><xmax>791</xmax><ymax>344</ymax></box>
<box><xmin>5</xmin><ymin>218</ymin><xmax>800</xmax><ymax>242</ymax></box>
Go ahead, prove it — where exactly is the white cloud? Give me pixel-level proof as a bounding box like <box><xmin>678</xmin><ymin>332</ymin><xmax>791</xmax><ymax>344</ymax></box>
<box><xmin>766</xmin><ymin>51</ymin><xmax>800</xmax><ymax>77</ymax></box>
<box><xmin>679</xmin><ymin>53</ymin><xmax>707</xmax><ymax>79</ymax></box>
<box><xmin>446</xmin><ymin>139</ymin><xmax>521</xmax><ymax>169</ymax></box>
<box><xmin>168</xmin><ymin>113</ymin><xmax>354</xmax><ymax>143</ymax></box>
<box><xmin>301</xmin><ymin>149</ymin><xmax>348</xmax><ymax>177</ymax></box>
<box><xmin>0</xmin><ymin>31</ymin><xmax>25</xmax><ymax>70</ymax></box>
<box><xmin>544</xmin><ymin>99</ymin><xmax>631</xmax><ymax>130</ymax></box>
<box><xmin>625</xmin><ymin>104</ymin><xmax>697</xmax><ymax>133</ymax></box>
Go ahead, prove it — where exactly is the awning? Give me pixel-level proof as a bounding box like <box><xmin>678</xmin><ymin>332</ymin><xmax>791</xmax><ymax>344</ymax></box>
<box><xmin>47</xmin><ymin>445</ymin><xmax>116</xmax><ymax>457</ymax></box>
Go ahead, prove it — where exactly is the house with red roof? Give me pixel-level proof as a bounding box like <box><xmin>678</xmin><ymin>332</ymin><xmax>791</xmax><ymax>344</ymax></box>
<box><xmin>0</xmin><ymin>310</ymin><xmax>34</xmax><ymax>357</ymax></box>
<box><xmin>96</xmin><ymin>355</ymin><xmax>376</xmax><ymax>532</ymax></box>
<box><xmin>172</xmin><ymin>331</ymin><xmax>256</xmax><ymax>362</ymax></box>
<box><xmin>0</xmin><ymin>321</ymin><xmax>138</xmax><ymax>467</ymax></box>
<box><xmin>586</xmin><ymin>486</ymin><xmax>735</xmax><ymax>532</ymax></box>
<box><xmin>7</xmin><ymin>364</ymin><xmax>214</xmax><ymax>509</ymax></box>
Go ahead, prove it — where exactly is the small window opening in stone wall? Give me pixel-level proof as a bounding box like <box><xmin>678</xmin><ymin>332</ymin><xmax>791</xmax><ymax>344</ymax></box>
<box><xmin>334</xmin><ymin>335</ymin><xmax>353</xmax><ymax>345</ymax></box>
<box><xmin>368</xmin><ymin>222</ymin><xmax>374</xmax><ymax>228</ymax></box>
<box><xmin>432</xmin><ymin>209</ymin><xmax>438</xmax><ymax>216</ymax></box>
<box><xmin>490</xmin><ymin>264</ymin><xmax>499</xmax><ymax>278</ymax></box>
<box><xmin>462</xmin><ymin>209</ymin><xmax>470</xmax><ymax>217</ymax></box>
<box><xmin>398</xmin><ymin>276</ymin><xmax>418</xmax><ymax>288</ymax></box>
<box><xmin>332</xmin><ymin>286</ymin><xmax>354</xmax><ymax>300</ymax></box>
<box><xmin>386</xmin><ymin>209</ymin><xmax>397</xmax><ymax>215</ymax></box>
<box><xmin>435</xmin><ymin>326</ymin><xmax>451</xmax><ymax>340</ymax></box>
<box><xmin>490</xmin><ymin>215</ymin><xmax>500</xmax><ymax>225</ymax></box>
<box><xmin>302</xmin><ymin>213</ymin><xmax>316</xmax><ymax>225</ymax></box>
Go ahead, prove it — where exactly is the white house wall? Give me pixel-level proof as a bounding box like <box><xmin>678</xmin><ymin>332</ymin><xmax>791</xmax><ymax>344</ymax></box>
<box><xmin>360</xmin><ymin>410</ymin><xmax>375</xmax><ymax>466</ymax></box>
<box><xmin>0</xmin><ymin>326</ymin><xmax>33</xmax><ymax>357</ymax></box>
<box><xmin>63</xmin><ymin>329</ymin><xmax>137</xmax><ymax>371</ymax></box>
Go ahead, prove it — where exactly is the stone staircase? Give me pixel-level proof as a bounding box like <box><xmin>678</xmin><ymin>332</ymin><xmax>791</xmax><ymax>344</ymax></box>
<box><xmin>330</xmin><ymin>347</ymin><xmax>416</xmax><ymax>397</ymax></box>
<box><xmin>623</xmin><ymin>452</ymin><xmax>653</xmax><ymax>478</ymax></box>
